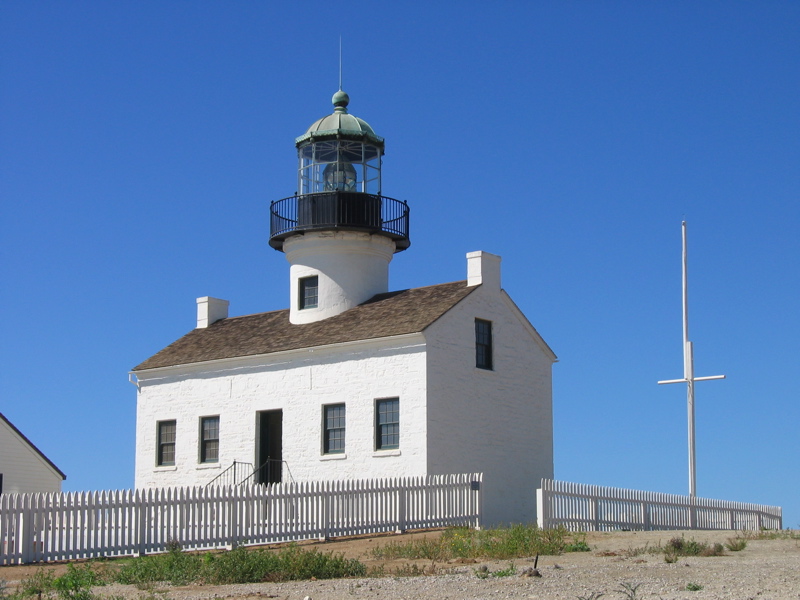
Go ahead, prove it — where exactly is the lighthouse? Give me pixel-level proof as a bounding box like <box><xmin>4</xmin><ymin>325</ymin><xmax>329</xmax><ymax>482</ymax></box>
<box><xmin>269</xmin><ymin>90</ymin><xmax>410</xmax><ymax>324</ymax></box>
<box><xmin>134</xmin><ymin>87</ymin><xmax>556</xmax><ymax>527</ymax></box>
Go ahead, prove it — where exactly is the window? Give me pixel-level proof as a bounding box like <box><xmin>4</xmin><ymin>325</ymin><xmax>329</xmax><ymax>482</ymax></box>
<box><xmin>200</xmin><ymin>416</ymin><xmax>219</xmax><ymax>463</ymax></box>
<box><xmin>299</xmin><ymin>276</ymin><xmax>319</xmax><ymax>309</ymax></box>
<box><xmin>323</xmin><ymin>404</ymin><xmax>346</xmax><ymax>454</ymax></box>
<box><xmin>375</xmin><ymin>398</ymin><xmax>399</xmax><ymax>450</ymax></box>
<box><xmin>475</xmin><ymin>318</ymin><xmax>493</xmax><ymax>370</ymax></box>
<box><xmin>157</xmin><ymin>420</ymin><xmax>176</xmax><ymax>466</ymax></box>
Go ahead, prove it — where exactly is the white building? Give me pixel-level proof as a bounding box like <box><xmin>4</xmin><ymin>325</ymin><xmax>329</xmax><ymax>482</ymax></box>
<box><xmin>0</xmin><ymin>412</ymin><xmax>66</xmax><ymax>494</ymax></box>
<box><xmin>132</xmin><ymin>91</ymin><xmax>556</xmax><ymax>526</ymax></box>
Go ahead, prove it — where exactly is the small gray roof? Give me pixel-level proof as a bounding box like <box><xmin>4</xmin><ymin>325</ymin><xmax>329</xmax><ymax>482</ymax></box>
<box><xmin>133</xmin><ymin>281</ymin><xmax>476</xmax><ymax>371</ymax></box>
<box><xmin>295</xmin><ymin>90</ymin><xmax>384</xmax><ymax>148</ymax></box>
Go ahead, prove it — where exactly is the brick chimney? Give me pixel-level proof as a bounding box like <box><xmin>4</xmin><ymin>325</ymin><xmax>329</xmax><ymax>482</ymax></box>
<box><xmin>467</xmin><ymin>251</ymin><xmax>501</xmax><ymax>289</ymax></box>
<box><xmin>196</xmin><ymin>297</ymin><xmax>229</xmax><ymax>328</ymax></box>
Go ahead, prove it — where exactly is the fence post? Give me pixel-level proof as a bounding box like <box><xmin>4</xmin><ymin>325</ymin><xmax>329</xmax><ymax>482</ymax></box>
<box><xmin>536</xmin><ymin>485</ymin><xmax>545</xmax><ymax>529</ymax></box>
<box><xmin>473</xmin><ymin>474</ymin><xmax>482</xmax><ymax>530</ymax></box>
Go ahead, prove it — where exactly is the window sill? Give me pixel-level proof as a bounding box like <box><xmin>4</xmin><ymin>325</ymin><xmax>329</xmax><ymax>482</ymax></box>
<box><xmin>153</xmin><ymin>465</ymin><xmax>177</xmax><ymax>472</ymax></box>
<box><xmin>196</xmin><ymin>463</ymin><xmax>221</xmax><ymax>470</ymax></box>
<box><xmin>372</xmin><ymin>449</ymin><xmax>401</xmax><ymax>457</ymax></box>
<box><xmin>320</xmin><ymin>453</ymin><xmax>347</xmax><ymax>461</ymax></box>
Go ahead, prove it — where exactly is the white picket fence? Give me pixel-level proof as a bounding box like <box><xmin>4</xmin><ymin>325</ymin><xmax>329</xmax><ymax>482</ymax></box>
<box><xmin>536</xmin><ymin>479</ymin><xmax>782</xmax><ymax>532</ymax></box>
<box><xmin>0</xmin><ymin>473</ymin><xmax>482</xmax><ymax>565</ymax></box>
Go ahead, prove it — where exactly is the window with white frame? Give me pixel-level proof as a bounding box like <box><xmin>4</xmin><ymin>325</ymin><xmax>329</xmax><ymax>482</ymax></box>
<box><xmin>157</xmin><ymin>420</ymin><xmax>176</xmax><ymax>466</ymax></box>
<box><xmin>299</xmin><ymin>276</ymin><xmax>319</xmax><ymax>309</ymax></box>
<box><xmin>200</xmin><ymin>416</ymin><xmax>219</xmax><ymax>463</ymax></box>
<box><xmin>323</xmin><ymin>404</ymin><xmax>346</xmax><ymax>454</ymax></box>
<box><xmin>375</xmin><ymin>398</ymin><xmax>399</xmax><ymax>450</ymax></box>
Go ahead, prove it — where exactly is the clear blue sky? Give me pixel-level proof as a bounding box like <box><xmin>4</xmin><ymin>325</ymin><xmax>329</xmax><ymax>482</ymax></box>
<box><xmin>2</xmin><ymin>2</ymin><xmax>798</xmax><ymax>528</ymax></box>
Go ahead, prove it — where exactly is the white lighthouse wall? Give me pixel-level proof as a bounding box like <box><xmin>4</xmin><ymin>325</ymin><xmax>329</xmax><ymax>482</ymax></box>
<box><xmin>134</xmin><ymin>335</ymin><xmax>428</xmax><ymax>490</ymax></box>
<box><xmin>424</xmin><ymin>285</ymin><xmax>555</xmax><ymax>527</ymax></box>
<box><xmin>284</xmin><ymin>232</ymin><xmax>394</xmax><ymax>324</ymax></box>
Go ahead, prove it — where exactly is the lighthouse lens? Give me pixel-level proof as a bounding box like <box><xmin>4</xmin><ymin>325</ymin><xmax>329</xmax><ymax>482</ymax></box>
<box><xmin>298</xmin><ymin>140</ymin><xmax>381</xmax><ymax>195</ymax></box>
<box><xmin>323</xmin><ymin>161</ymin><xmax>357</xmax><ymax>191</ymax></box>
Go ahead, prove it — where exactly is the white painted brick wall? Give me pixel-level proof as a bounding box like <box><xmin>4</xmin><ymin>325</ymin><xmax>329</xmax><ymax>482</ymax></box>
<box><xmin>134</xmin><ymin>335</ymin><xmax>428</xmax><ymax>489</ymax></box>
<box><xmin>134</xmin><ymin>280</ymin><xmax>554</xmax><ymax>527</ymax></box>
<box><xmin>0</xmin><ymin>419</ymin><xmax>63</xmax><ymax>494</ymax></box>
<box><xmin>424</xmin><ymin>285</ymin><xmax>554</xmax><ymax>527</ymax></box>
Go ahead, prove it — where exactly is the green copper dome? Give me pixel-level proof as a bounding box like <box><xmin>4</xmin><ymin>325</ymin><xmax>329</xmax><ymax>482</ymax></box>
<box><xmin>295</xmin><ymin>90</ymin><xmax>384</xmax><ymax>149</ymax></box>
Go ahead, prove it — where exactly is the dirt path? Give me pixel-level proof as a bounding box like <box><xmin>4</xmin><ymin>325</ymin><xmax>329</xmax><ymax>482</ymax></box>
<box><xmin>2</xmin><ymin>530</ymin><xmax>799</xmax><ymax>600</ymax></box>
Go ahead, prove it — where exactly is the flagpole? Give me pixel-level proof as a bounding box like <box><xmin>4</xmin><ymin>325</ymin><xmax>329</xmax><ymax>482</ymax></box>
<box><xmin>682</xmin><ymin>221</ymin><xmax>696</xmax><ymax>496</ymax></box>
<box><xmin>659</xmin><ymin>221</ymin><xmax>725</xmax><ymax>497</ymax></box>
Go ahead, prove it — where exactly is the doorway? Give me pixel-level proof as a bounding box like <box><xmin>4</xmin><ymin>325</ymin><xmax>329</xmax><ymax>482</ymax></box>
<box><xmin>256</xmin><ymin>410</ymin><xmax>283</xmax><ymax>484</ymax></box>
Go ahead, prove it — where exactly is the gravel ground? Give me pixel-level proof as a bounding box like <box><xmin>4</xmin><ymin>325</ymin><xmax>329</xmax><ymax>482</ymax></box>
<box><xmin>3</xmin><ymin>530</ymin><xmax>798</xmax><ymax>600</ymax></box>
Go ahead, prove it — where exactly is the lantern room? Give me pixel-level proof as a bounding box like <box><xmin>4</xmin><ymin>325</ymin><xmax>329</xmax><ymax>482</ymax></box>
<box><xmin>269</xmin><ymin>90</ymin><xmax>409</xmax><ymax>253</ymax></box>
<box><xmin>296</xmin><ymin>90</ymin><xmax>383</xmax><ymax>195</ymax></box>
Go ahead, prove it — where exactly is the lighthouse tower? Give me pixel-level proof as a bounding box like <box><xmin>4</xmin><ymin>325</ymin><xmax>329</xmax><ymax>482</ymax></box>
<box><xmin>269</xmin><ymin>91</ymin><xmax>410</xmax><ymax>324</ymax></box>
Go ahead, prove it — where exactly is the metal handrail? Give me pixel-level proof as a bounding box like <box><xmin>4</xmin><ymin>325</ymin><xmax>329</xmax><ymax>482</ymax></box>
<box><xmin>205</xmin><ymin>460</ymin><xmax>253</xmax><ymax>488</ymax></box>
<box><xmin>240</xmin><ymin>459</ymin><xmax>295</xmax><ymax>486</ymax></box>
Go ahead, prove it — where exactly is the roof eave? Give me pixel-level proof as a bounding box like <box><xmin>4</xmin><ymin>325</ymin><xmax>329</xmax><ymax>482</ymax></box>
<box><xmin>131</xmin><ymin>332</ymin><xmax>428</xmax><ymax>379</ymax></box>
<box><xmin>295</xmin><ymin>130</ymin><xmax>385</xmax><ymax>147</ymax></box>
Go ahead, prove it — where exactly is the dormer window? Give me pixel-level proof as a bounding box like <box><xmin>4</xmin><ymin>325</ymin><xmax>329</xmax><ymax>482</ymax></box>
<box><xmin>299</xmin><ymin>276</ymin><xmax>319</xmax><ymax>310</ymax></box>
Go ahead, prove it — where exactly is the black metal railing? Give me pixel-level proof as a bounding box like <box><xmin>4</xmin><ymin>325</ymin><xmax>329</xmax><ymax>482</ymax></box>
<box><xmin>269</xmin><ymin>192</ymin><xmax>410</xmax><ymax>252</ymax></box>
<box><xmin>205</xmin><ymin>460</ymin><xmax>254</xmax><ymax>488</ymax></box>
<box><xmin>240</xmin><ymin>459</ymin><xmax>295</xmax><ymax>487</ymax></box>
<box><xmin>207</xmin><ymin>459</ymin><xmax>295</xmax><ymax>488</ymax></box>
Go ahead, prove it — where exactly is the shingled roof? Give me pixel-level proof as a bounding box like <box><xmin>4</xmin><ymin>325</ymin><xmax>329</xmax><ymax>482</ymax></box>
<box><xmin>133</xmin><ymin>280</ymin><xmax>476</xmax><ymax>371</ymax></box>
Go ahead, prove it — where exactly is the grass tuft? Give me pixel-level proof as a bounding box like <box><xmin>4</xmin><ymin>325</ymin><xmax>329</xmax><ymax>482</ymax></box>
<box><xmin>9</xmin><ymin>564</ymin><xmax>109</xmax><ymax>600</ymax></box>
<box><xmin>616</xmin><ymin>581</ymin><xmax>642</xmax><ymax>600</ymax></box>
<box><xmin>13</xmin><ymin>569</ymin><xmax>57</xmax><ymax>599</ymax></box>
<box><xmin>563</xmin><ymin>531</ymin><xmax>591</xmax><ymax>552</ymax></box>
<box><xmin>490</xmin><ymin>563</ymin><xmax>517</xmax><ymax>578</ymax></box>
<box><xmin>725</xmin><ymin>537</ymin><xmax>747</xmax><ymax>552</ymax></box>
<box><xmin>666</xmin><ymin>536</ymin><xmax>725</xmax><ymax>557</ymax></box>
<box><xmin>621</xmin><ymin>543</ymin><xmax>652</xmax><ymax>559</ymax></box>
<box><xmin>52</xmin><ymin>564</ymin><xmax>105</xmax><ymax>600</ymax></box>
<box><xmin>741</xmin><ymin>528</ymin><xmax>799</xmax><ymax>541</ymax></box>
<box><xmin>115</xmin><ymin>547</ymin><xmax>203</xmax><ymax>586</ymax></box>
<box><xmin>686</xmin><ymin>582</ymin><xmax>703</xmax><ymax>591</ymax></box>
<box><xmin>372</xmin><ymin>524</ymin><xmax>581</xmax><ymax>561</ymax></box>
<box><xmin>114</xmin><ymin>544</ymin><xmax>365</xmax><ymax>586</ymax></box>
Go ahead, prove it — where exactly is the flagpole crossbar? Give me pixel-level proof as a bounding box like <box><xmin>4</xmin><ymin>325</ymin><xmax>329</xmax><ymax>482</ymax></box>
<box><xmin>658</xmin><ymin>375</ymin><xmax>726</xmax><ymax>385</ymax></box>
